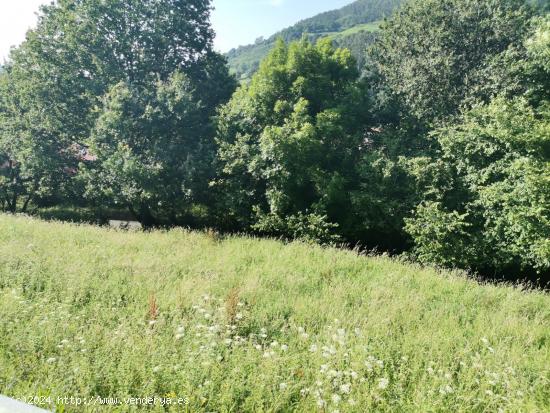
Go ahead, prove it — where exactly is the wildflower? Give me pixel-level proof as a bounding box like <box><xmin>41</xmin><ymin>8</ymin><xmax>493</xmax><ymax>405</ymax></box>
<box><xmin>485</xmin><ymin>390</ymin><xmax>494</xmax><ymax>396</ymax></box>
<box><xmin>350</xmin><ymin>371</ymin><xmax>358</xmax><ymax>380</ymax></box>
<box><xmin>279</xmin><ymin>383</ymin><xmax>287</xmax><ymax>390</ymax></box>
<box><xmin>427</xmin><ymin>367</ymin><xmax>435</xmax><ymax>375</ymax></box>
<box><xmin>320</xmin><ymin>364</ymin><xmax>329</xmax><ymax>373</ymax></box>
<box><xmin>235</xmin><ymin>313</ymin><xmax>243</xmax><ymax>320</ymax></box>
<box><xmin>255</xmin><ymin>344</ymin><xmax>262</xmax><ymax>351</ymax></box>
<box><xmin>331</xmin><ymin>394</ymin><xmax>341</xmax><ymax>404</ymax></box>
<box><xmin>152</xmin><ymin>366</ymin><xmax>161</xmax><ymax>373</ymax></box>
<box><xmin>149</xmin><ymin>320</ymin><xmax>157</xmax><ymax>326</ymax></box>
<box><xmin>439</xmin><ymin>385</ymin><xmax>453</xmax><ymax>395</ymax></box>
<box><xmin>340</xmin><ymin>383</ymin><xmax>351</xmax><ymax>394</ymax></box>
<box><xmin>300</xmin><ymin>388</ymin><xmax>310</xmax><ymax>397</ymax></box>
<box><xmin>204</xmin><ymin>313</ymin><xmax>211</xmax><ymax>319</ymax></box>
<box><xmin>281</xmin><ymin>344</ymin><xmax>288</xmax><ymax>352</ymax></box>
<box><xmin>378</xmin><ymin>378</ymin><xmax>389</xmax><ymax>390</ymax></box>
<box><xmin>317</xmin><ymin>399</ymin><xmax>326</xmax><ymax>408</ymax></box>
<box><xmin>46</xmin><ymin>357</ymin><xmax>57</xmax><ymax>364</ymax></box>
<box><xmin>224</xmin><ymin>339</ymin><xmax>232</xmax><ymax>346</ymax></box>
<box><xmin>481</xmin><ymin>337</ymin><xmax>490</xmax><ymax>345</ymax></box>
<box><xmin>270</xmin><ymin>341</ymin><xmax>279</xmax><ymax>348</ymax></box>
<box><xmin>309</xmin><ymin>344</ymin><xmax>318</xmax><ymax>352</ymax></box>
<box><xmin>348</xmin><ymin>399</ymin><xmax>357</xmax><ymax>406</ymax></box>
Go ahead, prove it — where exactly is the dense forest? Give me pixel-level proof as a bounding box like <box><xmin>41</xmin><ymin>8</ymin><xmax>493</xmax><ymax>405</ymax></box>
<box><xmin>226</xmin><ymin>0</ymin><xmax>403</xmax><ymax>79</ymax></box>
<box><xmin>0</xmin><ymin>0</ymin><xmax>548</xmax><ymax>284</ymax></box>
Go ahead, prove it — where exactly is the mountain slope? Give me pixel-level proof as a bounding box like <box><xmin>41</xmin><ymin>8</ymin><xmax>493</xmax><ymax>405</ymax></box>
<box><xmin>226</xmin><ymin>0</ymin><xmax>404</xmax><ymax>80</ymax></box>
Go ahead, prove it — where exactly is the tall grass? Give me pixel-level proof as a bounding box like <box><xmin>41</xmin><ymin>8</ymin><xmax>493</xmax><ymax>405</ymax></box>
<box><xmin>0</xmin><ymin>214</ymin><xmax>548</xmax><ymax>412</ymax></box>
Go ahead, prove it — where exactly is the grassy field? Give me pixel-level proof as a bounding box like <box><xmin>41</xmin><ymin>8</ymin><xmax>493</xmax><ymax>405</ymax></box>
<box><xmin>0</xmin><ymin>215</ymin><xmax>548</xmax><ymax>412</ymax></box>
<box><xmin>325</xmin><ymin>21</ymin><xmax>381</xmax><ymax>40</ymax></box>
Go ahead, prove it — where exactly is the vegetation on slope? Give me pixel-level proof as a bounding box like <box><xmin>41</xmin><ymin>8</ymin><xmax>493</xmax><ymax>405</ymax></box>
<box><xmin>1</xmin><ymin>0</ymin><xmax>548</xmax><ymax>282</ymax></box>
<box><xmin>226</xmin><ymin>0</ymin><xmax>403</xmax><ymax>79</ymax></box>
<box><xmin>0</xmin><ymin>215</ymin><xmax>548</xmax><ymax>412</ymax></box>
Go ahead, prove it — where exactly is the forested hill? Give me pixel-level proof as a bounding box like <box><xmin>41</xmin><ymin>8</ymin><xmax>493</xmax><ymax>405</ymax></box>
<box><xmin>226</xmin><ymin>0</ymin><xmax>404</xmax><ymax>80</ymax></box>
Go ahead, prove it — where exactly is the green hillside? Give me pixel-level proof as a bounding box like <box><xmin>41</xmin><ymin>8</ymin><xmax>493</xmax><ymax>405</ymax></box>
<box><xmin>226</xmin><ymin>0</ymin><xmax>403</xmax><ymax>80</ymax></box>
<box><xmin>1</xmin><ymin>215</ymin><xmax>549</xmax><ymax>411</ymax></box>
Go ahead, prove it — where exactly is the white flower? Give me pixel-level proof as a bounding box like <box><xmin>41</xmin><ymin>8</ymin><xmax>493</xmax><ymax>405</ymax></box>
<box><xmin>152</xmin><ymin>366</ymin><xmax>161</xmax><ymax>373</ymax></box>
<box><xmin>350</xmin><ymin>371</ymin><xmax>358</xmax><ymax>380</ymax></box>
<box><xmin>320</xmin><ymin>364</ymin><xmax>329</xmax><ymax>373</ymax></box>
<box><xmin>348</xmin><ymin>398</ymin><xmax>357</xmax><ymax>406</ymax></box>
<box><xmin>378</xmin><ymin>378</ymin><xmax>389</xmax><ymax>390</ymax></box>
<box><xmin>280</xmin><ymin>344</ymin><xmax>288</xmax><ymax>352</ymax></box>
<box><xmin>439</xmin><ymin>385</ymin><xmax>453</xmax><ymax>395</ymax></box>
<box><xmin>46</xmin><ymin>357</ymin><xmax>56</xmax><ymax>364</ymax></box>
<box><xmin>270</xmin><ymin>341</ymin><xmax>279</xmax><ymax>348</ymax></box>
<box><xmin>340</xmin><ymin>383</ymin><xmax>351</xmax><ymax>394</ymax></box>
<box><xmin>235</xmin><ymin>313</ymin><xmax>243</xmax><ymax>320</ymax></box>
<box><xmin>427</xmin><ymin>367</ymin><xmax>435</xmax><ymax>375</ymax></box>
<box><xmin>255</xmin><ymin>344</ymin><xmax>262</xmax><ymax>351</ymax></box>
<box><xmin>279</xmin><ymin>383</ymin><xmax>287</xmax><ymax>390</ymax></box>
<box><xmin>176</xmin><ymin>326</ymin><xmax>185</xmax><ymax>334</ymax></box>
<box><xmin>149</xmin><ymin>320</ymin><xmax>157</xmax><ymax>326</ymax></box>
<box><xmin>331</xmin><ymin>394</ymin><xmax>341</xmax><ymax>404</ymax></box>
<box><xmin>309</xmin><ymin>345</ymin><xmax>318</xmax><ymax>352</ymax></box>
<box><xmin>224</xmin><ymin>339</ymin><xmax>232</xmax><ymax>346</ymax></box>
<box><xmin>317</xmin><ymin>399</ymin><xmax>326</xmax><ymax>408</ymax></box>
<box><xmin>485</xmin><ymin>390</ymin><xmax>494</xmax><ymax>396</ymax></box>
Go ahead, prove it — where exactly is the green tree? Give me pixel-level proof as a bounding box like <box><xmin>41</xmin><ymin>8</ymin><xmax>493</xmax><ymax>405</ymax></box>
<box><xmin>0</xmin><ymin>64</ymin><xmax>74</xmax><ymax>213</ymax></box>
<box><xmin>405</xmin><ymin>15</ymin><xmax>550</xmax><ymax>278</ymax></box>
<box><xmin>406</xmin><ymin>98</ymin><xmax>550</xmax><ymax>276</ymax></box>
<box><xmin>0</xmin><ymin>0</ymin><xmax>235</xmax><ymax>220</ymax></box>
<box><xmin>216</xmin><ymin>38</ymin><xmax>368</xmax><ymax>242</ymax></box>
<box><xmin>372</xmin><ymin>0</ymin><xmax>532</xmax><ymax>126</ymax></box>
<box><xmin>83</xmin><ymin>72</ymin><xmax>222</xmax><ymax>228</ymax></box>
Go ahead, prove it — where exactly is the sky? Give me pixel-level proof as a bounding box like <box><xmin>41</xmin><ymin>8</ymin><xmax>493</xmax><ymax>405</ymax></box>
<box><xmin>0</xmin><ymin>0</ymin><xmax>353</xmax><ymax>62</ymax></box>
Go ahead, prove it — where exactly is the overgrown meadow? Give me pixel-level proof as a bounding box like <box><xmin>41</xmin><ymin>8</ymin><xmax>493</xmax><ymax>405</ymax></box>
<box><xmin>0</xmin><ymin>215</ymin><xmax>548</xmax><ymax>412</ymax></box>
